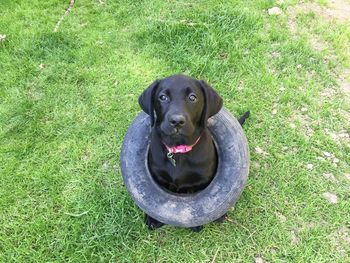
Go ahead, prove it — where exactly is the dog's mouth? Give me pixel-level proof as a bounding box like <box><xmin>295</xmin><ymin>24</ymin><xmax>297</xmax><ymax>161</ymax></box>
<box><xmin>160</xmin><ymin>129</ymin><xmax>202</xmax><ymax>148</ymax></box>
<box><xmin>160</xmin><ymin>124</ymin><xmax>190</xmax><ymax>137</ymax></box>
<box><xmin>169</xmin><ymin>128</ymin><xmax>183</xmax><ymax>136</ymax></box>
<box><xmin>158</xmin><ymin>121</ymin><xmax>199</xmax><ymax>146</ymax></box>
<box><xmin>157</xmin><ymin>128</ymin><xmax>187</xmax><ymax>145</ymax></box>
<box><xmin>162</xmin><ymin>133</ymin><xmax>187</xmax><ymax>146</ymax></box>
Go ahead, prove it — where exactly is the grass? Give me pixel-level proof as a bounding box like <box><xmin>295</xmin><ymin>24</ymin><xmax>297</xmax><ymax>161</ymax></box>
<box><xmin>1</xmin><ymin>0</ymin><xmax>350</xmax><ymax>262</ymax></box>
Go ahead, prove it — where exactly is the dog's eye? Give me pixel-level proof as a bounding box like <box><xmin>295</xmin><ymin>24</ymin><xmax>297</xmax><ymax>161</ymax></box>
<box><xmin>159</xmin><ymin>94</ymin><xmax>168</xmax><ymax>102</ymax></box>
<box><xmin>188</xmin><ymin>94</ymin><xmax>197</xmax><ymax>102</ymax></box>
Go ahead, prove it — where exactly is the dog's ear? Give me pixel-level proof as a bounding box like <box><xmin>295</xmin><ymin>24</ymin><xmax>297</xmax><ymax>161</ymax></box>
<box><xmin>199</xmin><ymin>80</ymin><xmax>223</xmax><ymax>125</ymax></box>
<box><xmin>138</xmin><ymin>80</ymin><xmax>160</xmax><ymax>126</ymax></box>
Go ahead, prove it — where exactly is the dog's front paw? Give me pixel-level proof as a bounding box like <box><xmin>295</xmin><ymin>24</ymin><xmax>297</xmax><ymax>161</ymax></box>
<box><xmin>144</xmin><ymin>214</ymin><xmax>164</xmax><ymax>230</ymax></box>
<box><xmin>190</xmin><ymin>225</ymin><xmax>203</xmax><ymax>232</ymax></box>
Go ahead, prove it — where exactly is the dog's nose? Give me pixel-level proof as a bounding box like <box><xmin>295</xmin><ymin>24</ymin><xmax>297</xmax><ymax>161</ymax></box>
<box><xmin>169</xmin><ymin>114</ymin><xmax>186</xmax><ymax>127</ymax></box>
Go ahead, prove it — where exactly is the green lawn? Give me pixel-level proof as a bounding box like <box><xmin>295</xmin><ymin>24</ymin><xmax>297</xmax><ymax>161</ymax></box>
<box><xmin>1</xmin><ymin>0</ymin><xmax>350</xmax><ymax>262</ymax></box>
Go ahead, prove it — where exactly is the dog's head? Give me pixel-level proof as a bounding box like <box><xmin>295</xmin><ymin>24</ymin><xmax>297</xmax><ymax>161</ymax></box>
<box><xmin>139</xmin><ymin>74</ymin><xmax>222</xmax><ymax>146</ymax></box>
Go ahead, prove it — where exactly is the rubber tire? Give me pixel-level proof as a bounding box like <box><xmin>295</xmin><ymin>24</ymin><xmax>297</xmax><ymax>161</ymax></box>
<box><xmin>120</xmin><ymin>107</ymin><xmax>249</xmax><ymax>228</ymax></box>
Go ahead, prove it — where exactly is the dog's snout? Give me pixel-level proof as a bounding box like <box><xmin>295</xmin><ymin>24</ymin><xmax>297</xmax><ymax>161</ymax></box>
<box><xmin>169</xmin><ymin>114</ymin><xmax>186</xmax><ymax>127</ymax></box>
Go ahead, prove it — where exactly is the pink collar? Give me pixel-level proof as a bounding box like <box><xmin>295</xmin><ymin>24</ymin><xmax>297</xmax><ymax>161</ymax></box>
<box><xmin>163</xmin><ymin>136</ymin><xmax>201</xmax><ymax>154</ymax></box>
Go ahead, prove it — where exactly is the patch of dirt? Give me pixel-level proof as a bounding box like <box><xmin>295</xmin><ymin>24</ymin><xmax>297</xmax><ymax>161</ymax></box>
<box><xmin>290</xmin><ymin>229</ymin><xmax>300</xmax><ymax>244</ymax></box>
<box><xmin>308</xmin><ymin>33</ymin><xmax>329</xmax><ymax>52</ymax></box>
<box><xmin>344</xmin><ymin>173</ymin><xmax>350</xmax><ymax>181</ymax></box>
<box><xmin>287</xmin><ymin>7</ymin><xmax>298</xmax><ymax>35</ymax></box>
<box><xmin>275</xmin><ymin>212</ymin><xmax>287</xmax><ymax>222</ymax></box>
<box><xmin>323</xmin><ymin>172</ymin><xmax>338</xmax><ymax>182</ymax></box>
<box><xmin>322</xmin><ymin>192</ymin><xmax>338</xmax><ymax>204</ymax></box>
<box><xmin>326</xmin><ymin>0</ymin><xmax>350</xmax><ymax>22</ymax></box>
<box><xmin>288</xmin><ymin>1</ymin><xmax>350</xmax><ymax>24</ymax></box>
<box><xmin>252</xmin><ymin>161</ymin><xmax>261</xmax><ymax>170</ymax></box>
<box><xmin>26</xmin><ymin>88</ymin><xmax>42</xmax><ymax>101</ymax></box>
<box><xmin>288</xmin><ymin>111</ymin><xmax>315</xmax><ymax>138</ymax></box>
<box><xmin>320</xmin><ymin>86</ymin><xmax>337</xmax><ymax>98</ymax></box>
<box><xmin>317</xmin><ymin>151</ymin><xmax>341</xmax><ymax>167</ymax></box>
<box><xmin>324</xmin><ymin>128</ymin><xmax>350</xmax><ymax>146</ymax></box>
<box><xmin>339</xmin><ymin>69</ymin><xmax>350</xmax><ymax>97</ymax></box>
<box><xmin>331</xmin><ymin>227</ymin><xmax>350</xmax><ymax>257</ymax></box>
<box><xmin>286</xmin><ymin>0</ymin><xmax>350</xmax><ymax>56</ymax></box>
<box><xmin>255</xmin><ymin>146</ymin><xmax>269</xmax><ymax>156</ymax></box>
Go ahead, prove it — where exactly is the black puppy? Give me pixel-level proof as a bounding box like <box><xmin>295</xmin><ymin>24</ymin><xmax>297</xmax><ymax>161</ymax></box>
<box><xmin>139</xmin><ymin>74</ymin><xmax>248</xmax><ymax>231</ymax></box>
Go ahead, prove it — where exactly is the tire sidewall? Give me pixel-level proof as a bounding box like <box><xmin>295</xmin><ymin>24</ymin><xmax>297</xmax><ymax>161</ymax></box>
<box><xmin>120</xmin><ymin>108</ymin><xmax>249</xmax><ymax>227</ymax></box>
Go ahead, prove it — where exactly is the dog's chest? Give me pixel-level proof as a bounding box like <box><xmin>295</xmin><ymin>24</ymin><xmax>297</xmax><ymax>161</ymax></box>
<box><xmin>148</xmin><ymin>132</ymin><xmax>217</xmax><ymax>192</ymax></box>
<box><xmin>163</xmin><ymin>154</ymin><xmax>214</xmax><ymax>185</ymax></box>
